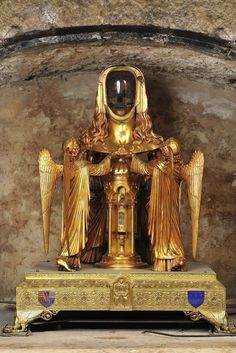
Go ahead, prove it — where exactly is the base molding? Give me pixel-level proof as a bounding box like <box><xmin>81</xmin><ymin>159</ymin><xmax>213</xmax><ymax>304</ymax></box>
<box><xmin>3</xmin><ymin>261</ymin><xmax>236</xmax><ymax>333</ymax></box>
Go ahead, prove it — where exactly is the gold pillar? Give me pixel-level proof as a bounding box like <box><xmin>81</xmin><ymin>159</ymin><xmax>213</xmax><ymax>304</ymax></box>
<box><xmin>97</xmin><ymin>158</ymin><xmax>146</xmax><ymax>268</ymax></box>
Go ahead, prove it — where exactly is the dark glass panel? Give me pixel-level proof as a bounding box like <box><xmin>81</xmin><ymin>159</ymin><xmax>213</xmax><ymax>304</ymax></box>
<box><xmin>106</xmin><ymin>71</ymin><xmax>136</xmax><ymax>116</ymax></box>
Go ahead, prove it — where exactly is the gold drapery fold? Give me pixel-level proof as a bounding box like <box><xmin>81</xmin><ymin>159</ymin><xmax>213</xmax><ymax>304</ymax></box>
<box><xmin>88</xmin><ymin>155</ymin><xmax>111</xmax><ymax>176</ymax></box>
<box><xmin>60</xmin><ymin>165</ymin><xmax>90</xmax><ymax>257</ymax></box>
<box><xmin>148</xmin><ymin>166</ymin><xmax>184</xmax><ymax>270</ymax></box>
<box><xmin>80</xmin><ymin>155</ymin><xmax>111</xmax><ymax>262</ymax></box>
<box><xmin>130</xmin><ymin>153</ymin><xmax>185</xmax><ymax>270</ymax></box>
<box><xmin>130</xmin><ymin>155</ymin><xmax>153</xmax><ymax>175</ymax></box>
<box><xmin>81</xmin><ymin>191</ymin><xmax>107</xmax><ymax>263</ymax></box>
<box><xmin>60</xmin><ymin>155</ymin><xmax>111</xmax><ymax>258</ymax></box>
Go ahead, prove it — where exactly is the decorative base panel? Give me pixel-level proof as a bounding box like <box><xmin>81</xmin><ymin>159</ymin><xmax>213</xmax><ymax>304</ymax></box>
<box><xmin>3</xmin><ymin>261</ymin><xmax>235</xmax><ymax>333</ymax></box>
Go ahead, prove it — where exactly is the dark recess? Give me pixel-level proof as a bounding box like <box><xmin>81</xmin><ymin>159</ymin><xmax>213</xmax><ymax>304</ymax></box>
<box><xmin>1</xmin><ymin>25</ymin><xmax>235</xmax><ymax>59</ymax></box>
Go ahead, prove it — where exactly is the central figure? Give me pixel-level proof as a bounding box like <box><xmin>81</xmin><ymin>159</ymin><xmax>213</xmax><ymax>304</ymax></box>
<box><xmin>39</xmin><ymin>66</ymin><xmax>204</xmax><ymax>272</ymax></box>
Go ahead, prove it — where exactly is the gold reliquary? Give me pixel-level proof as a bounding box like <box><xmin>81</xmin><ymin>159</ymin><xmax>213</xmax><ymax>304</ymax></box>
<box><xmin>4</xmin><ymin>66</ymin><xmax>235</xmax><ymax>334</ymax></box>
<box><xmin>39</xmin><ymin>65</ymin><xmax>204</xmax><ymax>273</ymax></box>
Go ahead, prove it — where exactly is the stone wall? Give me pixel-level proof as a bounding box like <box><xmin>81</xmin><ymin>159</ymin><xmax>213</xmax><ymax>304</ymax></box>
<box><xmin>0</xmin><ymin>0</ymin><xmax>235</xmax><ymax>41</ymax></box>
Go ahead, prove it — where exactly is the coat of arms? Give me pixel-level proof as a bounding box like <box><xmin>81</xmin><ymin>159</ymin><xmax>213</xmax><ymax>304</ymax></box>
<box><xmin>38</xmin><ymin>290</ymin><xmax>55</xmax><ymax>308</ymax></box>
<box><xmin>187</xmin><ymin>290</ymin><xmax>205</xmax><ymax>308</ymax></box>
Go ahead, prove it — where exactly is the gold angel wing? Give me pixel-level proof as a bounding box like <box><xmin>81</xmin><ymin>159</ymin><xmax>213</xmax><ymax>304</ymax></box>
<box><xmin>61</xmin><ymin>162</ymin><xmax>90</xmax><ymax>257</ymax></box>
<box><xmin>182</xmin><ymin>150</ymin><xmax>204</xmax><ymax>259</ymax></box>
<box><xmin>38</xmin><ymin>149</ymin><xmax>63</xmax><ymax>255</ymax></box>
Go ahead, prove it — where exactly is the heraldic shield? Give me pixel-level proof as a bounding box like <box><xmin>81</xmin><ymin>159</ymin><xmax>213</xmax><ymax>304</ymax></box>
<box><xmin>187</xmin><ymin>290</ymin><xmax>205</xmax><ymax>308</ymax></box>
<box><xmin>38</xmin><ymin>290</ymin><xmax>55</xmax><ymax>308</ymax></box>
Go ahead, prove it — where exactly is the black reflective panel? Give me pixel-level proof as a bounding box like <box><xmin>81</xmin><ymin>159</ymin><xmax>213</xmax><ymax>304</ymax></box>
<box><xmin>106</xmin><ymin>71</ymin><xmax>136</xmax><ymax>116</ymax></box>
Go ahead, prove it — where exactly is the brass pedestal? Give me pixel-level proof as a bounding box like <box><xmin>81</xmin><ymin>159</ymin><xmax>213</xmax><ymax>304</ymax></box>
<box><xmin>96</xmin><ymin>252</ymin><xmax>147</xmax><ymax>269</ymax></box>
<box><xmin>3</xmin><ymin>261</ymin><xmax>234</xmax><ymax>333</ymax></box>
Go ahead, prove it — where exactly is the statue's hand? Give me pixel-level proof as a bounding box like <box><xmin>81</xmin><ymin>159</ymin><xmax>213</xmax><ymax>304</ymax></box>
<box><xmin>156</xmin><ymin>160</ymin><xmax>169</xmax><ymax>173</ymax></box>
<box><xmin>162</xmin><ymin>138</ymin><xmax>181</xmax><ymax>159</ymax></box>
<box><xmin>111</xmin><ymin>150</ymin><xmax>133</xmax><ymax>159</ymax></box>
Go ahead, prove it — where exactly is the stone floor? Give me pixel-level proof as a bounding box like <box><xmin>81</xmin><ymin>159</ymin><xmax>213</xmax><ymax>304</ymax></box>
<box><xmin>0</xmin><ymin>304</ymin><xmax>236</xmax><ymax>353</ymax></box>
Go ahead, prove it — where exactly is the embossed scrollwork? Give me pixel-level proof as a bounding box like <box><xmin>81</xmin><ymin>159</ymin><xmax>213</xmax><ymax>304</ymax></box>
<box><xmin>184</xmin><ymin>311</ymin><xmax>202</xmax><ymax>321</ymax></box>
<box><xmin>41</xmin><ymin>310</ymin><xmax>58</xmax><ymax>321</ymax></box>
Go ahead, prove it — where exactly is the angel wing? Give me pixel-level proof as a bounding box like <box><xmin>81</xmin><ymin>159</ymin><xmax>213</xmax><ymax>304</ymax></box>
<box><xmin>181</xmin><ymin>150</ymin><xmax>204</xmax><ymax>259</ymax></box>
<box><xmin>38</xmin><ymin>149</ymin><xmax>63</xmax><ymax>255</ymax></box>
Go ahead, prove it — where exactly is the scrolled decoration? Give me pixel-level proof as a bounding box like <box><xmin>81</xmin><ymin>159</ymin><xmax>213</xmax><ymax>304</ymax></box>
<box><xmin>41</xmin><ymin>311</ymin><xmax>53</xmax><ymax>321</ymax></box>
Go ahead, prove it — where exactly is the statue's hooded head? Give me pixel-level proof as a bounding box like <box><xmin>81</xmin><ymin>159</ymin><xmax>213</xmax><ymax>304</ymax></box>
<box><xmin>83</xmin><ymin>66</ymin><xmax>160</xmax><ymax>146</ymax></box>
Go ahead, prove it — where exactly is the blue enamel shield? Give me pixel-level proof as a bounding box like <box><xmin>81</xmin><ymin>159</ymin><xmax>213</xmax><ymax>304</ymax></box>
<box><xmin>38</xmin><ymin>290</ymin><xmax>55</xmax><ymax>308</ymax></box>
<box><xmin>187</xmin><ymin>291</ymin><xmax>205</xmax><ymax>308</ymax></box>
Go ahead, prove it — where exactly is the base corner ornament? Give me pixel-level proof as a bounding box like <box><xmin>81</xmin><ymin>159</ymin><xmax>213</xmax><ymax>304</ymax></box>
<box><xmin>2</xmin><ymin>309</ymin><xmax>59</xmax><ymax>334</ymax></box>
<box><xmin>185</xmin><ymin>310</ymin><xmax>236</xmax><ymax>334</ymax></box>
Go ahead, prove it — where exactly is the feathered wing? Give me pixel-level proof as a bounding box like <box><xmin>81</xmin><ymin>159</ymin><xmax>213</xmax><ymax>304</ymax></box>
<box><xmin>61</xmin><ymin>163</ymin><xmax>90</xmax><ymax>256</ymax></box>
<box><xmin>181</xmin><ymin>151</ymin><xmax>204</xmax><ymax>258</ymax></box>
<box><xmin>38</xmin><ymin>149</ymin><xmax>63</xmax><ymax>255</ymax></box>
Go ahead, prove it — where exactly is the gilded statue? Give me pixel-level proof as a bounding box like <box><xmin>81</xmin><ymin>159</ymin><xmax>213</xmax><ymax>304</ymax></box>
<box><xmin>39</xmin><ymin>65</ymin><xmax>204</xmax><ymax>272</ymax></box>
<box><xmin>7</xmin><ymin>65</ymin><xmax>236</xmax><ymax>336</ymax></box>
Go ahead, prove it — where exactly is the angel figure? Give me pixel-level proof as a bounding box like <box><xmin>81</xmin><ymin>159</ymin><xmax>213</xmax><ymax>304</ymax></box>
<box><xmin>38</xmin><ymin>138</ymin><xmax>111</xmax><ymax>271</ymax></box>
<box><xmin>131</xmin><ymin>137</ymin><xmax>204</xmax><ymax>271</ymax></box>
<box><xmin>38</xmin><ymin>65</ymin><xmax>204</xmax><ymax>272</ymax></box>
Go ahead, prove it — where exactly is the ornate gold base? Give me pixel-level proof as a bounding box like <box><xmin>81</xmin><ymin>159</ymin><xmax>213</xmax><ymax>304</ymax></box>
<box><xmin>96</xmin><ymin>252</ymin><xmax>147</xmax><ymax>269</ymax></box>
<box><xmin>3</xmin><ymin>261</ymin><xmax>236</xmax><ymax>334</ymax></box>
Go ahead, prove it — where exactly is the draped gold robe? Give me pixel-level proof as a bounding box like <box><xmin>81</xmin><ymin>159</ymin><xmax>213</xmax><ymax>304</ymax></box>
<box><xmin>60</xmin><ymin>155</ymin><xmax>111</xmax><ymax>260</ymax></box>
<box><xmin>131</xmin><ymin>154</ymin><xmax>185</xmax><ymax>271</ymax></box>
